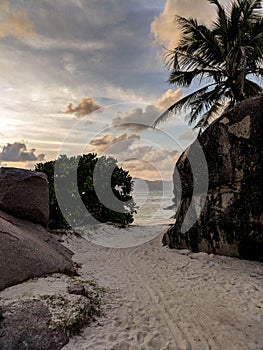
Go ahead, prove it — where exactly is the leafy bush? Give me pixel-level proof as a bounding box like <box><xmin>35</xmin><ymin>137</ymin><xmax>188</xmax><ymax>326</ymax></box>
<box><xmin>41</xmin><ymin>285</ymin><xmax>104</xmax><ymax>336</ymax></box>
<box><xmin>35</xmin><ymin>153</ymin><xmax>136</xmax><ymax>229</ymax></box>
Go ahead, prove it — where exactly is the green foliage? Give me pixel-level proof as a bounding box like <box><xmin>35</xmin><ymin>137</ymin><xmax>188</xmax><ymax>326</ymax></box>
<box><xmin>154</xmin><ymin>0</ymin><xmax>263</xmax><ymax>130</ymax></box>
<box><xmin>41</xmin><ymin>279</ymin><xmax>105</xmax><ymax>337</ymax></box>
<box><xmin>35</xmin><ymin>153</ymin><xmax>136</xmax><ymax>229</ymax></box>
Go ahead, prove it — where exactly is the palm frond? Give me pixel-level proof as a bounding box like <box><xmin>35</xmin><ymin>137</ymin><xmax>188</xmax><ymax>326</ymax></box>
<box><xmin>244</xmin><ymin>78</ymin><xmax>263</xmax><ymax>96</ymax></box>
<box><xmin>158</xmin><ymin>0</ymin><xmax>263</xmax><ymax>130</ymax></box>
<box><xmin>210</xmin><ymin>0</ymin><xmax>230</xmax><ymax>51</ymax></box>
<box><xmin>228</xmin><ymin>1</ymin><xmax>244</xmax><ymax>43</ymax></box>
<box><xmin>250</xmin><ymin>67</ymin><xmax>263</xmax><ymax>79</ymax></box>
<box><xmin>194</xmin><ymin>100</ymin><xmax>226</xmax><ymax>129</ymax></box>
<box><xmin>175</xmin><ymin>16</ymin><xmax>223</xmax><ymax>65</ymax></box>
<box><xmin>164</xmin><ymin>47</ymin><xmax>223</xmax><ymax>73</ymax></box>
<box><xmin>238</xmin><ymin>0</ymin><xmax>262</xmax><ymax>22</ymax></box>
<box><xmin>249</xmin><ymin>17</ymin><xmax>263</xmax><ymax>62</ymax></box>
<box><xmin>186</xmin><ymin>84</ymin><xmax>226</xmax><ymax>125</ymax></box>
<box><xmin>250</xmin><ymin>17</ymin><xmax>263</xmax><ymax>42</ymax></box>
<box><xmin>168</xmin><ymin>68</ymin><xmax>221</xmax><ymax>87</ymax></box>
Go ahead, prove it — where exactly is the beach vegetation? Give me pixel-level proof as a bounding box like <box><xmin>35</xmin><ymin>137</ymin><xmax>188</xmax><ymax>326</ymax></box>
<box><xmin>41</xmin><ymin>279</ymin><xmax>105</xmax><ymax>336</ymax></box>
<box><xmin>153</xmin><ymin>0</ymin><xmax>263</xmax><ymax>131</ymax></box>
<box><xmin>35</xmin><ymin>153</ymin><xmax>136</xmax><ymax>229</ymax></box>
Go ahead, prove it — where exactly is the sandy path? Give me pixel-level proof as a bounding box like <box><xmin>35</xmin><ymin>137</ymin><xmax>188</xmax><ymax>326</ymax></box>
<box><xmin>62</xmin><ymin>225</ymin><xmax>263</xmax><ymax>350</ymax></box>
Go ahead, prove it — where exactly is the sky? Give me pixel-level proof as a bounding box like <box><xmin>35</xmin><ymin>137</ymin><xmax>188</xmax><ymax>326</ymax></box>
<box><xmin>0</xmin><ymin>0</ymin><xmax>221</xmax><ymax>180</ymax></box>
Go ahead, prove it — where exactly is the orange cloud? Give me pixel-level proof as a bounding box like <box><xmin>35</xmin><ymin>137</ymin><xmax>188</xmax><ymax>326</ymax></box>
<box><xmin>65</xmin><ymin>98</ymin><xmax>101</xmax><ymax>118</ymax></box>
<box><xmin>112</xmin><ymin>105</ymin><xmax>160</xmax><ymax>132</ymax></box>
<box><xmin>154</xmin><ymin>89</ymin><xmax>183</xmax><ymax>110</ymax></box>
<box><xmin>88</xmin><ymin>133</ymin><xmax>140</xmax><ymax>155</ymax></box>
<box><xmin>120</xmin><ymin>158</ymin><xmax>174</xmax><ymax>181</ymax></box>
<box><xmin>112</xmin><ymin>89</ymin><xmax>182</xmax><ymax>132</ymax></box>
<box><xmin>151</xmin><ymin>0</ymin><xmax>217</xmax><ymax>51</ymax></box>
<box><xmin>86</xmin><ymin>130</ymin><xmax>178</xmax><ymax>181</ymax></box>
<box><xmin>0</xmin><ymin>1</ymin><xmax>34</xmax><ymax>38</ymax></box>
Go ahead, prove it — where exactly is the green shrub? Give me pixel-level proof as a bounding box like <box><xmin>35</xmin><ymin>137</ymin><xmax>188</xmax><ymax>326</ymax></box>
<box><xmin>41</xmin><ymin>280</ymin><xmax>105</xmax><ymax>336</ymax></box>
<box><xmin>35</xmin><ymin>153</ymin><xmax>136</xmax><ymax>229</ymax></box>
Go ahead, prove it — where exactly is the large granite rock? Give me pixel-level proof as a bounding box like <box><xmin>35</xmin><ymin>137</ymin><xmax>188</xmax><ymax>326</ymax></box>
<box><xmin>0</xmin><ymin>210</ymin><xmax>75</xmax><ymax>291</ymax></box>
<box><xmin>163</xmin><ymin>96</ymin><xmax>263</xmax><ymax>261</ymax></box>
<box><xmin>0</xmin><ymin>167</ymin><xmax>49</xmax><ymax>227</ymax></box>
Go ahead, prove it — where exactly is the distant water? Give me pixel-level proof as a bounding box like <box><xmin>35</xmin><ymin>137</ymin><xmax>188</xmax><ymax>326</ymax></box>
<box><xmin>132</xmin><ymin>190</ymin><xmax>175</xmax><ymax>226</ymax></box>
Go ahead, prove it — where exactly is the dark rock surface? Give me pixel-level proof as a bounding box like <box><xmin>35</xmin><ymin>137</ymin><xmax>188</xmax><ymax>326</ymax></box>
<box><xmin>163</xmin><ymin>96</ymin><xmax>263</xmax><ymax>261</ymax></box>
<box><xmin>0</xmin><ymin>210</ymin><xmax>75</xmax><ymax>291</ymax></box>
<box><xmin>0</xmin><ymin>300</ymin><xmax>68</xmax><ymax>350</ymax></box>
<box><xmin>67</xmin><ymin>284</ymin><xmax>86</xmax><ymax>296</ymax></box>
<box><xmin>0</xmin><ymin>167</ymin><xmax>49</xmax><ymax>227</ymax></box>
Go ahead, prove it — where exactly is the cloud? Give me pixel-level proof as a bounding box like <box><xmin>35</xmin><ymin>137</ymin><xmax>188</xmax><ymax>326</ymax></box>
<box><xmin>62</xmin><ymin>54</ymin><xmax>75</xmax><ymax>74</ymax></box>
<box><xmin>119</xmin><ymin>147</ymin><xmax>178</xmax><ymax>181</ymax></box>
<box><xmin>168</xmin><ymin>149</ymin><xmax>179</xmax><ymax>161</ymax></box>
<box><xmin>0</xmin><ymin>1</ymin><xmax>34</xmax><ymax>38</ymax></box>
<box><xmin>0</xmin><ymin>142</ymin><xmax>45</xmax><ymax>162</ymax></box>
<box><xmin>87</xmin><ymin>129</ymin><xmax>179</xmax><ymax>180</ymax></box>
<box><xmin>123</xmin><ymin>145</ymin><xmax>154</xmax><ymax>160</ymax></box>
<box><xmin>0</xmin><ymin>0</ymin><xmax>169</xmax><ymax>142</ymax></box>
<box><xmin>151</xmin><ymin>0</ymin><xmax>217</xmax><ymax>50</ymax></box>
<box><xmin>65</xmin><ymin>98</ymin><xmax>101</xmax><ymax>118</ymax></box>
<box><xmin>112</xmin><ymin>89</ymin><xmax>182</xmax><ymax>131</ymax></box>
<box><xmin>22</xmin><ymin>33</ymin><xmax>112</xmax><ymax>51</ymax></box>
<box><xmin>121</xmin><ymin>159</ymin><xmax>155</xmax><ymax>172</ymax></box>
<box><xmin>112</xmin><ymin>105</ymin><xmax>161</xmax><ymax>132</ymax></box>
<box><xmin>141</xmin><ymin>148</ymin><xmax>178</xmax><ymax>163</ymax></box>
<box><xmin>88</xmin><ymin>133</ymin><xmax>140</xmax><ymax>155</ymax></box>
<box><xmin>154</xmin><ymin>88</ymin><xmax>183</xmax><ymax>109</ymax></box>
<box><xmin>1</xmin><ymin>0</ymin><xmax>166</xmax><ymax>104</ymax></box>
<box><xmin>178</xmin><ymin>129</ymin><xmax>198</xmax><ymax>142</ymax></box>
<box><xmin>103</xmin><ymin>141</ymin><xmax>178</xmax><ymax>169</ymax></box>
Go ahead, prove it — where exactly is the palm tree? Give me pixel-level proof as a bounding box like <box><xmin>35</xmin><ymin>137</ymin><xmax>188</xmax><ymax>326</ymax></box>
<box><xmin>153</xmin><ymin>0</ymin><xmax>263</xmax><ymax>131</ymax></box>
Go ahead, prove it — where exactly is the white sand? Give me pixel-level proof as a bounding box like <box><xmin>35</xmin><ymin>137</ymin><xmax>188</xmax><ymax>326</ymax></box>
<box><xmin>61</xmin><ymin>224</ymin><xmax>263</xmax><ymax>350</ymax></box>
<box><xmin>0</xmin><ymin>224</ymin><xmax>262</xmax><ymax>350</ymax></box>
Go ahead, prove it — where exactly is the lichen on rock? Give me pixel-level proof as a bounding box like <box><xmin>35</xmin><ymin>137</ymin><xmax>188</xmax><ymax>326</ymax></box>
<box><xmin>0</xmin><ymin>274</ymin><xmax>105</xmax><ymax>349</ymax></box>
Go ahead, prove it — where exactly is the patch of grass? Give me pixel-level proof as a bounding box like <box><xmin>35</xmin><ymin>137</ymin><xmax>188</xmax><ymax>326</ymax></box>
<box><xmin>41</xmin><ymin>279</ymin><xmax>105</xmax><ymax>337</ymax></box>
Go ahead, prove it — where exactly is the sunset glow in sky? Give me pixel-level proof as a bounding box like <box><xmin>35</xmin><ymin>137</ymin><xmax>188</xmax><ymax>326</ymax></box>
<box><xmin>0</xmin><ymin>0</ymin><xmax>221</xmax><ymax>180</ymax></box>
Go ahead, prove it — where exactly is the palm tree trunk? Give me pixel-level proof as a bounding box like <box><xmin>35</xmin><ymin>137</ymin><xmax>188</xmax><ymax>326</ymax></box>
<box><xmin>228</xmin><ymin>47</ymin><xmax>247</xmax><ymax>102</ymax></box>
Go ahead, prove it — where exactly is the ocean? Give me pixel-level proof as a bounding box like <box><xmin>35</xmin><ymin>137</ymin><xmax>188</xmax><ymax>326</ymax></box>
<box><xmin>132</xmin><ymin>189</ymin><xmax>175</xmax><ymax>226</ymax></box>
